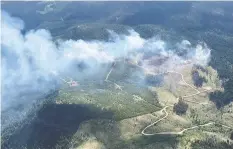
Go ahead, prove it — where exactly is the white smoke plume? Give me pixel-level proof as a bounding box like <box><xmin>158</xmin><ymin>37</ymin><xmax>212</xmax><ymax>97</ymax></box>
<box><xmin>1</xmin><ymin>11</ymin><xmax>211</xmax><ymax>130</ymax></box>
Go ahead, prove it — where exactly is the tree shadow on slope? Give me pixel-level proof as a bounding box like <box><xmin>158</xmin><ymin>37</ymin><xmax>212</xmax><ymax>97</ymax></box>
<box><xmin>1</xmin><ymin>103</ymin><xmax>114</xmax><ymax>149</ymax></box>
<box><xmin>191</xmin><ymin>65</ymin><xmax>207</xmax><ymax>88</ymax></box>
<box><xmin>191</xmin><ymin>70</ymin><xmax>207</xmax><ymax>88</ymax></box>
<box><xmin>209</xmin><ymin>78</ymin><xmax>233</xmax><ymax>109</ymax></box>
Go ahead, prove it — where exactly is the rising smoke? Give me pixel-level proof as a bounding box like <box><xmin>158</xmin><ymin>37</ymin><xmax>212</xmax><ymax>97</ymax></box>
<box><xmin>1</xmin><ymin>11</ymin><xmax>211</xmax><ymax>130</ymax></box>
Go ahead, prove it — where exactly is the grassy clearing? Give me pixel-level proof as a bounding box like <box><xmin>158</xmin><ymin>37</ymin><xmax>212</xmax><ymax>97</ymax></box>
<box><xmin>56</xmin><ymin>82</ymin><xmax>161</xmax><ymax>120</ymax></box>
<box><xmin>151</xmin><ymin>87</ymin><xmax>177</xmax><ymax>105</ymax></box>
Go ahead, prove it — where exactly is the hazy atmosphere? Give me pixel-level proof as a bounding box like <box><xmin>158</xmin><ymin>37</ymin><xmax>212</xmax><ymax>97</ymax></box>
<box><xmin>1</xmin><ymin>2</ymin><xmax>233</xmax><ymax>149</ymax></box>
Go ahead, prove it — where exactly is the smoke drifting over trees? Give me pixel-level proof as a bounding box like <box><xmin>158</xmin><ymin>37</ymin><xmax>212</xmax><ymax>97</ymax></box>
<box><xmin>1</xmin><ymin>11</ymin><xmax>212</xmax><ymax>130</ymax></box>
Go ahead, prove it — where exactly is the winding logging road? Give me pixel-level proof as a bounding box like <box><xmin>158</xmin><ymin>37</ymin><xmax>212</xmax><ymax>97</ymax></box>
<box><xmin>141</xmin><ymin>70</ymin><xmax>215</xmax><ymax>136</ymax></box>
<box><xmin>52</xmin><ymin>60</ymin><xmax>232</xmax><ymax>137</ymax></box>
<box><xmin>106</xmin><ymin>61</ymin><xmax>232</xmax><ymax>136</ymax></box>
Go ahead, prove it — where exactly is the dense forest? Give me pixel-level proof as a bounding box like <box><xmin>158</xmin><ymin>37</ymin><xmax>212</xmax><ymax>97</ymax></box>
<box><xmin>2</xmin><ymin>1</ymin><xmax>233</xmax><ymax>107</ymax></box>
<box><xmin>2</xmin><ymin>2</ymin><xmax>233</xmax><ymax>149</ymax></box>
